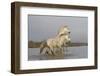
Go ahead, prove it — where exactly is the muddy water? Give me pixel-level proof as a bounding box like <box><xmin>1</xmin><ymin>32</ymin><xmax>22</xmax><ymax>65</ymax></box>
<box><xmin>28</xmin><ymin>46</ymin><xmax>88</xmax><ymax>60</ymax></box>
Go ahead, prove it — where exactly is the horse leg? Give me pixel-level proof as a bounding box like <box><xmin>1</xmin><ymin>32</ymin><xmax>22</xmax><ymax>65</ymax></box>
<box><xmin>46</xmin><ymin>48</ymin><xmax>52</xmax><ymax>55</ymax></box>
<box><xmin>62</xmin><ymin>47</ymin><xmax>65</xmax><ymax>54</ymax></box>
<box><xmin>59</xmin><ymin>47</ymin><xmax>64</xmax><ymax>55</ymax></box>
<box><xmin>40</xmin><ymin>42</ymin><xmax>45</xmax><ymax>54</ymax></box>
<box><xmin>49</xmin><ymin>47</ymin><xmax>55</xmax><ymax>56</ymax></box>
<box><xmin>61</xmin><ymin>46</ymin><xmax>64</xmax><ymax>54</ymax></box>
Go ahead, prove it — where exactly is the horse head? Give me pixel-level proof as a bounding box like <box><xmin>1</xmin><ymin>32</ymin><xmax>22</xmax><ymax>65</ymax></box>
<box><xmin>58</xmin><ymin>26</ymin><xmax>70</xmax><ymax>36</ymax></box>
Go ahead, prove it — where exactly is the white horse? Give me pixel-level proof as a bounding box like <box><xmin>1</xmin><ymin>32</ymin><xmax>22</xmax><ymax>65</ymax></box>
<box><xmin>40</xmin><ymin>34</ymin><xmax>70</xmax><ymax>55</ymax></box>
<box><xmin>55</xmin><ymin>26</ymin><xmax>71</xmax><ymax>53</ymax></box>
<box><xmin>40</xmin><ymin>26</ymin><xmax>71</xmax><ymax>56</ymax></box>
<box><xmin>58</xmin><ymin>26</ymin><xmax>71</xmax><ymax>51</ymax></box>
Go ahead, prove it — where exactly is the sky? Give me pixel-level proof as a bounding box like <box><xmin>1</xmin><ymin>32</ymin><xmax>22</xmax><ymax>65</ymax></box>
<box><xmin>28</xmin><ymin>15</ymin><xmax>88</xmax><ymax>43</ymax></box>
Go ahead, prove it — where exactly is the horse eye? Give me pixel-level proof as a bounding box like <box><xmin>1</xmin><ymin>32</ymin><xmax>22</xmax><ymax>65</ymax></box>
<box><xmin>68</xmin><ymin>32</ymin><xmax>70</xmax><ymax>34</ymax></box>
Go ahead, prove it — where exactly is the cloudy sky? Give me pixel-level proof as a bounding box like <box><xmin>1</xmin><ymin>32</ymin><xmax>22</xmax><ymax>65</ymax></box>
<box><xmin>28</xmin><ymin>15</ymin><xmax>88</xmax><ymax>43</ymax></box>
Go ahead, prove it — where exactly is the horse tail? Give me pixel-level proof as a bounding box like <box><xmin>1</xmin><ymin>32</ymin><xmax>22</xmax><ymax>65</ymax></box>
<box><xmin>40</xmin><ymin>40</ymin><xmax>47</xmax><ymax>54</ymax></box>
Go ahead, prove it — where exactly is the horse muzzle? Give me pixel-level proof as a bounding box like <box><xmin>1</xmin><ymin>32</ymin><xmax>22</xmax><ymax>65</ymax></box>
<box><xmin>65</xmin><ymin>39</ymin><xmax>71</xmax><ymax>45</ymax></box>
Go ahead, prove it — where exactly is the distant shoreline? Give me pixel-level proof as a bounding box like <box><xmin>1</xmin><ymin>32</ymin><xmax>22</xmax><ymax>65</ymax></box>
<box><xmin>28</xmin><ymin>41</ymin><xmax>88</xmax><ymax>48</ymax></box>
<box><xmin>69</xmin><ymin>43</ymin><xmax>88</xmax><ymax>47</ymax></box>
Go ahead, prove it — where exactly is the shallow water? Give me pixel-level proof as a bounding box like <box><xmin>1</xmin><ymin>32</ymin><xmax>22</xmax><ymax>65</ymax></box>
<box><xmin>28</xmin><ymin>46</ymin><xmax>88</xmax><ymax>60</ymax></box>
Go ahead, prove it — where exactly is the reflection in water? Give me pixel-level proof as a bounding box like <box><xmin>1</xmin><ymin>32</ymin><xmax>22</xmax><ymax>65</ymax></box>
<box><xmin>40</xmin><ymin>55</ymin><xmax>64</xmax><ymax>60</ymax></box>
<box><xmin>40</xmin><ymin>50</ymin><xmax>66</xmax><ymax>60</ymax></box>
<box><xmin>28</xmin><ymin>46</ymin><xmax>88</xmax><ymax>60</ymax></box>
